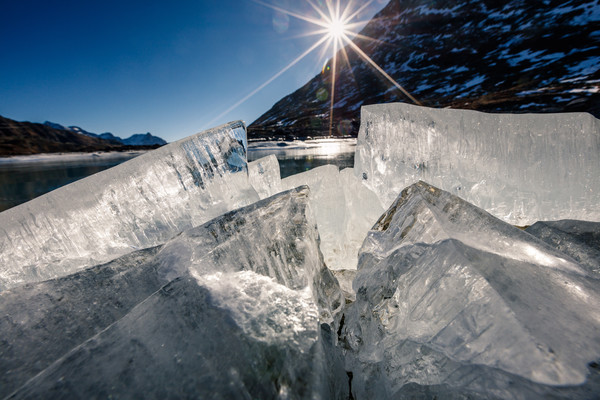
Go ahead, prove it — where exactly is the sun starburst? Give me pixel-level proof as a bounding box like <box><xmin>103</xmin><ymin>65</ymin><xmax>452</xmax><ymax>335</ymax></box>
<box><xmin>207</xmin><ymin>0</ymin><xmax>421</xmax><ymax>133</ymax></box>
<box><xmin>328</xmin><ymin>17</ymin><xmax>346</xmax><ymax>39</ymax></box>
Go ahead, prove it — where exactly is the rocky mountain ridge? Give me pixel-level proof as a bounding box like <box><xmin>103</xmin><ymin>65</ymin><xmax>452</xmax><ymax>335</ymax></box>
<box><xmin>0</xmin><ymin>115</ymin><xmax>164</xmax><ymax>156</ymax></box>
<box><xmin>248</xmin><ymin>0</ymin><xmax>600</xmax><ymax>139</ymax></box>
<box><xmin>44</xmin><ymin>122</ymin><xmax>166</xmax><ymax>146</ymax></box>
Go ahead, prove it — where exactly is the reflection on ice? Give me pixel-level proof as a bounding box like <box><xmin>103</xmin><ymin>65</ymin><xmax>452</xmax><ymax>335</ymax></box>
<box><xmin>526</xmin><ymin>219</ymin><xmax>600</xmax><ymax>277</ymax></box>
<box><xmin>521</xmin><ymin>243</ymin><xmax>561</xmax><ymax>267</ymax></box>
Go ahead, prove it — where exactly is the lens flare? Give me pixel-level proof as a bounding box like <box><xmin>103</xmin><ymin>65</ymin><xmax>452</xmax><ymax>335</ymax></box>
<box><xmin>208</xmin><ymin>0</ymin><xmax>421</xmax><ymax>133</ymax></box>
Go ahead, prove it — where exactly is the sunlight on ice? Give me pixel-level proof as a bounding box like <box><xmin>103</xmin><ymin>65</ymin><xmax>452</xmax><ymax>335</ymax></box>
<box><xmin>522</xmin><ymin>243</ymin><xmax>559</xmax><ymax>267</ymax></box>
<box><xmin>0</xmin><ymin>121</ymin><xmax>259</xmax><ymax>290</ymax></box>
<box><xmin>195</xmin><ymin>270</ymin><xmax>319</xmax><ymax>346</ymax></box>
<box><xmin>1</xmin><ymin>102</ymin><xmax>600</xmax><ymax>398</ymax></box>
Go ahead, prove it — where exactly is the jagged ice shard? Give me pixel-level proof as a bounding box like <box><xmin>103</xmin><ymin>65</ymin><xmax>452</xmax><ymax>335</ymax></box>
<box><xmin>1</xmin><ymin>187</ymin><xmax>346</xmax><ymax>399</ymax></box>
<box><xmin>248</xmin><ymin>154</ymin><xmax>282</xmax><ymax>199</ymax></box>
<box><xmin>0</xmin><ymin>121</ymin><xmax>259</xmax><ymax>290</ymax></box>
<box><xmin>355</xmin><ymin>103</ymin><xmax>600</xmax><ymax>225</ymax></box>
<box><xmin>340</xmin><ymin>181</ymin><xmax>600</xmax><ymax>398</ymax></box>
<box><xmin>2</xmin><ymin>104</ymin><xmax>600</xmax><ymax>399</ymax></box>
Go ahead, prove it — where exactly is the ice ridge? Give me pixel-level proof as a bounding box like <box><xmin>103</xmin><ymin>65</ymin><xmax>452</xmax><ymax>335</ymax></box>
<box><xmin>0</xmin><ymin>121</ymin><xmax>259</xmax><ymax>291</ymax></box>
<box><xmin>1</xmin><ymin>186</ymin><xmax>345</xmax><ymax>399</ymax></box>
<box><xmin>2</xmin><ymin>106</ymin><xmax>600</xmax><ymax>398</ymax></box>
<box><xmin>355</xmin><ymin>102</ymin><xmax>600</xmax><ymax>225</ymax></box>
<box><xmin>340</xmin><ymin>181</ymin><xmax>600</xmax><ymax>398</ymax></box>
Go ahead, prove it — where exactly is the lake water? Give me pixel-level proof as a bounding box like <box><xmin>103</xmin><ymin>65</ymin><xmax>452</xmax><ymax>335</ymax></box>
<box><xmin>247</xmin><ymin>138</ymin><xmax>356</xmax><ymax>178</ymax></box>
<box><xmin>0</xmin><ymin>139</ymin><xmax>356</xmax><ymax>212</ymax></box>
<box><xmin>0</xmin><ymin>152</ymin><xmax>145</xmax><ymax>212</ymax></box>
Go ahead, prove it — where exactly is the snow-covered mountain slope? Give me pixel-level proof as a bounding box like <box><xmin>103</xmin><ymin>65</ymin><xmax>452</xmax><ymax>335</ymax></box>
<box><xmin>249</xmin><ymin>0</ymin><xmax>600</xmax><ymax>138</ymax></box>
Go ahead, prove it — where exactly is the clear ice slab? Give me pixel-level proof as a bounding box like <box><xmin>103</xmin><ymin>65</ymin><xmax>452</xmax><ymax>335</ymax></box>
<box><xmin>354</xmin><ymin>103</ymin><xmax>600</xmax><ymax>225</ymax></box>
<box><xmin>248</xmin><ymin>154</ymin><xmax>282</xmax><ymax>199</ymax></box>
<box><xmin>155</xmin><ymin>185</ymin><xmax>344</xmax><ymax>322</ymax></box>
<box><xmin>1</xmin><ymin>186</ymin><xmax>345</xmax><ymax>398</ymax></box>
<box><xmin>0</xmin><ymin>247</ymin><xmax>164</xmax><ymax>397</ymax></box>
<box><xmin>0</xmin><ymin>121</ymin><xmax>259</xmax><ymax>291</ymax></box>
<box><xmin>9</xmin><ymin>276</ymin><xmax>347</xmax><ymax>400</ymax></box>
<box><xmin>526</xmin><ymin>220</ymin><xmax>600</xmax><ymax>277</ymax></box>
<box><xmin>281</xmin><ymin>165</ymin><xmax>384</xmax><ymax>273</ymax></box>
<box><xmin>341</xmin><ymin>181</ymin><xmax>600</xmax><ymax>398</ymax></box>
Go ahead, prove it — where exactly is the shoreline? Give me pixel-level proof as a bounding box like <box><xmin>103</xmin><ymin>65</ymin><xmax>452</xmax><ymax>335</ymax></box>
<box><xmin>0</xmin><ymin>150</ymin><xmax>150</xmax><ymax>165</ymax></box>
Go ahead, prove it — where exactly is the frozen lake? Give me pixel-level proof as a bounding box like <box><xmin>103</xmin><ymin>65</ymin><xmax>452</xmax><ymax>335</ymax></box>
<box><xmin>0</xmin><ymin>139</ymin><xmax>356</xmax><ymax>212</ymax></box>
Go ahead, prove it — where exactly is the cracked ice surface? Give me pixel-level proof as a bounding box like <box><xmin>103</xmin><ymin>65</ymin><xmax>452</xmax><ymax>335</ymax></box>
<box><xmin>0</xmin><ymin>121</ymin><xmax>259</xmax><ymax>291</ymax></box>
<box><xmin>1</xmin><ymin>187</ymin><xmax>346</xmax><ymax>399</ymax></box>
<box><xmin>355</xmin><ymin>102</ymin><xmax>600</xmax><ymax>225</ymax></box>
<box><xmin>155</xmin><ymin>185</ymin><xmax>344</xmax><ymax>322</ymax></box>
<box><xmin>340</xmin><ymin>181</ymin><xmax>600</xmax><ymax>398</ymax></box>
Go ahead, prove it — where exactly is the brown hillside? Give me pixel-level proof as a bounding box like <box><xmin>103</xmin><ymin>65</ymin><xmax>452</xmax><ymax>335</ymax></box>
<box><xmin>0</xmin><ymin>116</ymin><xmax>147</xmax><ymax>156</ymax></box>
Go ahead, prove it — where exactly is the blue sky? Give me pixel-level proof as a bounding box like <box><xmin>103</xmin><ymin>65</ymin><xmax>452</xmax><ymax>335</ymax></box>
<box><xmin>0</xmin><ymin>0</ymin><xmax>388</xmax><ymax>142</ymax></box>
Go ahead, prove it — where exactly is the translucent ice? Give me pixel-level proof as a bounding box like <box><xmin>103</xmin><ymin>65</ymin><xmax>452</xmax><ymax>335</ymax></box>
<box><xmin>355</xmin><ymin>103</ymin><xmax>600</xmax><ymax>225</ymax></box>
<box><xmin>155</xmin><ymin>185</ymin><xmax>343</xmax><ymax>322</ymax></box>
<box><xmin>526</xmin><ymin>220</ymin><xmax>600</xmax><ymax>277</ymax></box>
<box><xmin>282</xmin><ymin>165</ymin><xmax>345</xmax><ymax>267</ymax></box>
<box><xmin>0</xmin><ymin>247</ymin><xmax>164</xmax><ymax>397</ymax></box>
<box><xmin>341</xmin><ymin>181</ymin><xmax>600</xmax><ymax>398</ymax></box>
<box><xmin>9</xmin><ymin>276</ymin><xmax>347</xmax><ymax>399</ymax></box>
<box><xmin>0</xmin><ymin>121</ymin><xmax>259</xmax><ymax>290</ymax></box>
<box><xmin>248</xmin><ymin>154</ymin><xmax>282</xmax><ymax>199</ymax></box>
<box><xmin>1</xmin><ymin>187</ymin><xmax>345</xmax><ymax>398</ymax></box>
<box><xmin>281</xmin><ymin>165</ymin><xmax>384</xmax><ymax>275</ymax></box>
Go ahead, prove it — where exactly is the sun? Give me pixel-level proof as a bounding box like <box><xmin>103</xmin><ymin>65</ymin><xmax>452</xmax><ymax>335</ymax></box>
<box><xmin>328</xmin><ymin>17</ymin><xmax>347</xmax><ymax>39</ymax></box>
<box><xmin>207</xmin><ymin>0</ymin><xmax>421</xmax><ymax>131</ymax></box>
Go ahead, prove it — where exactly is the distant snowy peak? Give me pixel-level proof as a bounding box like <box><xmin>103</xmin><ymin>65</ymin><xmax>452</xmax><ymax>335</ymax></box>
<box><xmin>67</xmin><ymin>126</ymin><xmax>89</xmax><ymax>135</ymax></box>
<box><xmin>43</xmin><ymin>122</ymin><xmax>167</xmax><ymax>145</ymax></box>
<box><xmin>97</xmin><ymin>132</ymin><xmax>122</xmax><ymax>143</ymax></box>
<box><xmin>249</xmin><ymin>0</ymin><xmax>600</xmax><ymax>138</ymax></box>
<box><xmin>122</xmin><ymin>133</ymin><xmax>167</xmax><ymax>146</ymax></box>
<box><xmin>2</xmin><ymin>116</ymin><xmax>124</xmax><ymax>156</ymax></box>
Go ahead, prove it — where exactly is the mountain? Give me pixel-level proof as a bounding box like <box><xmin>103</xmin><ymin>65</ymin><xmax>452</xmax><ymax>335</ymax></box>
<box><xmin>44</xmin><ymin>122</ymin><xmax>167</xmax><ymax>146</ymax></box>
<box><xmin>0</xmin><ymin>116</ymin><xmax>164</xmax><ymax>156</ymax></box>
<box><xmin>0</xmin><ymin>116</ymin><xmax>126</xmax><ymax>156</ymax></box>
<box><xmin>122</xmin><ymin>133</ymin><xmax>167</xmax><ymax>146</ymax></box>
<box><xmin>248</xmin><ymin>0</ymin><xmax>600</xmax><ymax>139</ymax></box>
